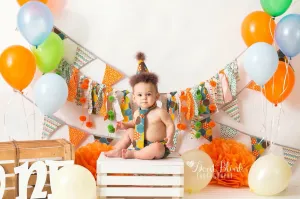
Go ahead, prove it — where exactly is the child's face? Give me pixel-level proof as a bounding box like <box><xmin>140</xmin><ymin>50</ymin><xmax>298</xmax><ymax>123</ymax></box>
<box><xmin>133</xmin><ymin>82</ymin><xmax>159</xmax><ymax>109</ymax></box>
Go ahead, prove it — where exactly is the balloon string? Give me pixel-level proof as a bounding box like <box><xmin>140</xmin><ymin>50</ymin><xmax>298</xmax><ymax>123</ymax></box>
<box><xmin>21</xmin><ymin>95</ymin><xmax>30</xmax><ymax>137</ymax></box>
<box><xmin>3</xmin><ymin>92</ymin><xmax>17</xmax><ymax>141</ymax></box>
<box><xmin>260</xmin><ymin>86</ymin><xmax>267</xmax><ymax>137</ymax></box>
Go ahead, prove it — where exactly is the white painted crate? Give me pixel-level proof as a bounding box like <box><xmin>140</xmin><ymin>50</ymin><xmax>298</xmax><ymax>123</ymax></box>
<box><xmin>97</xmin><ymin>153</ymin><xmax>184</xmax><ymax>199</ymax></box>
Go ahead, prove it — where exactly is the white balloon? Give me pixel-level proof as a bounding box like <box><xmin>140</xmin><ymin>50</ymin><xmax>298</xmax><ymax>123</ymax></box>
<box><xmin>33</xmin><ymin>73</ymin><xmax>68</xmax><ymax>115</ymax></box>
<box><xmin>181</xmin><ymin>149</ymin><xmax>214</xmax><ymax>193</ymax></box>
<box><xmin>248</xmin><ymin>153</ymin><xmax>292</xmax><ymax>196</ymax></box>
<box><xmin>243</xmin><ymin>42</ymin><xmax>278</xmax><ymax>86</ymax></box>
<box><xmin>51</xmin><ymin>165</ymin><xmax>96</xmax><ymax>199</ymax></box>
<box><xmin>63</xmin><ymin>38</ymin><xmax>78</xmax><ymax>64</ymax></box>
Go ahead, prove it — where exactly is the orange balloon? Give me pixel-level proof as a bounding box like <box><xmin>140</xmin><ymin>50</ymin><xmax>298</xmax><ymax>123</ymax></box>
<box><xmin>17</xmin><ymin>0</ymin><xmax>47</xmax><ymax>6</ymax></box>
<box><xmin>0</xmin><ymin>45</ymin><xmax>36</xmax><ymax>91</ymax></box>
<box><xmin>241</xmin><ymin>11</ymin><xmax>276</xmax><ymax>47</ymax></box>
<box><xmin>263</xmin><ymin>61</ymin><xmax>295</xmax><ymax>106</ymax></box>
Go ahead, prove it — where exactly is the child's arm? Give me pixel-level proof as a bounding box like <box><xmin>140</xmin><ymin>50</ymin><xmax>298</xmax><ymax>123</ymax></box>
<box><xmin>160</xmin><ymin>109</ymin><xmax>175</xmax><ymax>148</ymax></box>
<box><xmin>117</xmin><ymin>110</ymin><xmax>138</xmax><ymax>130</ymax></box>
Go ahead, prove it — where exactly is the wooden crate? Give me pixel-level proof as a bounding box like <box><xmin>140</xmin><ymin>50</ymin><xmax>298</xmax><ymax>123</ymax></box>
<box><xmin>97</xmin><ymin>153</ymin><xmax>184</xmax><ymax>199</ymax></box>
<box><xmin>0</xmin><ymin>139</ymin><xmax>74</xmax><ymax>199</ymax></box>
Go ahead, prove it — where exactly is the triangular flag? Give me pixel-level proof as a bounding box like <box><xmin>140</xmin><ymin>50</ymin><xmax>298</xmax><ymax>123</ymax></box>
<box><xmin>251</xmin><ymin>137</ymin><xmax>269</xmax><ymax>159</ymax></box>
<box><xmin>42</xmin><ymin>116</ymin><xmax>63</xmax><ymax>139</ymax></box>
<box><xmin>94</xmin><ymin>135</ymin><xmax>114</xmax><ymax>145</ymax></box>
<box><xmin>247</xmin><ymin>80</ymin><xmax>261</xmax><ymax>92</ymax></box>
<box><xmin>283</xmin><ymin>147</ymin><xmax>300</xmax><ymax>167</ymax></box>
<box><xmin>69</xmin><ymin>126</ymin><xmax>88</xmax><ymax>147</ymax></box>
<box><xmin>102</xmin><ymin>64</ymin><xmax>124</xmax><ymax>88</ymax></box>
<box><xmin>73</xmin><ymin>45</ymin><xmax>96</xmax><ymax>69</ymax></box>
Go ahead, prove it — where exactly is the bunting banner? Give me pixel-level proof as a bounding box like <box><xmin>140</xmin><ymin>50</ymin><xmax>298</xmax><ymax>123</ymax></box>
<box><xmin>220</xmin><ymin>61</ymin><xmax>241</xmax><ymax>139</ymax></box>
<box><xmin>42</xmin><ymin>115</ymin><xmax>63</xmax><ymax>139</ymax></box>
<box><xmin>283</xmin><ymin>147</ymin><xmax>300</xmax><ymax>167</ymax></box>
<box><xmin>69</xmin><ymin>126</ymin><xmax>88</xmax><ymax>147</ymax></box>
<box><xmin>247</xmin><ymin>80</ymin><xmax>262</xmax><ymax>92</ymax></box>
<box><xmin>251</xmin><ymin>136</ymin><xmax>269</xmax><ymax>159</ymax></box>
<box><xmin>73</xmin><ymin>45</ymin><xmax>96</xmax><ymax>69</ymax></box>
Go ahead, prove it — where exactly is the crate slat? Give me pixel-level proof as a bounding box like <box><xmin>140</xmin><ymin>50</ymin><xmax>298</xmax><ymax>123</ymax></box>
<box><xmin>97</xmin><ymin>175</ymin><xmax>184</xmax><ymax>186</ymax></box>
<box><xmin>3</xmin><ymin>186</ymin><xmax>51</xmax><ymax>199</ymax></box>
<box><xmin>5</xmin><ymin>174</ymin><xmax>51</xmax><ymax>187</ymax></box>
<box><xmin>99</xmin><ymin>163</ymin><xmax>184</xmax><ymax>174</ymax></box>
<box><xmin>97</xmin><ymin>187</ymin><xmax>184</xmax><ymax>197</ymax></box>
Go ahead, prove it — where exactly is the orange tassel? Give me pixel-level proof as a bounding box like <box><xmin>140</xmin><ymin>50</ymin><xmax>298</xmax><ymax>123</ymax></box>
<box><xmin>181</xmin><ymin>106</ymin><xmax>188</xmax><ymax>113</ymax></box>
<box><xmin>79</xmin><ymin>116</ymin><xmax>87</xmax><ymax>122</ymax></box>
<box><xmin>80</xmin><ymin>97</ymin><xmax>87</xmax><ymax>104</ymax></box>
<box><xmin>210</xmin><ymin>80</ymin><xmax>217</xmax><ymax>87</ymax></box>
<box><xmin>86</xmin><ymin>122</ymin><xmax>93</xmax><ymax>128</ymax></box>
<box><xmin>80</xmin><ymin>83</ymin><xmax>89</xmax><ymax>89</ymax></box>
<box><xmin>209</xmin><ymin>104</ymin><xmax>217</xmax><ymax>112</ymax></box>
<box><xmin>177</xmin><ymin>123</ymin><xmax>187</xmax><ymax>130</ymax></box>
<box><xmin>208</xmin><ymin>121</ymin><xmax>216</xmax><ymax>128</ymax></box>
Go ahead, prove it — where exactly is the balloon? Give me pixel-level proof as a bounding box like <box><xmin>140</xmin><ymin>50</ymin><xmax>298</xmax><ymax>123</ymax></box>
<box><xmin>33</xmin><ymin>73</ymin><xmax>68</xmax><ymax>115</ymax></box>
<box><xmin>263</xmin><ymin>61</ymin><xmax>295</xmax><ymax>106</ymax></box>
<box><xmin>17</xmin><ymin>1</ymin><xmax>53</xmax><ymax>46</ymax></box>
<box><xmin>260</xmin><ymin>0</ymin><xmax>292</xmax><ymax>17</ymax></box>
<box><xmin>47</xmin><ymin>0</ymin><xmax>67</xmax><ymax>17</ymax></box>
<box><xmin>0</xmin><ymin>45</ymin><xmax>36</xmax><ymax>91</ymax></box>
<box><xmin>275</xmin><ymin>14</ymin><xmax>300</xmax><ymax>58</ymax></box>
<box><xmin>241</xmin><ymin>11</ymin><xmax>276</xmax><ymax>47</ymax></box>
<box><xmin>51</xmin><ymin>165</ymin><xmax>96</xmax><ymax>199</ymax></box>
<box><xmin>181</xmin><ymin>149</ymin><xmax>214</xmax><ymax>193</ymax></box>
<box><xmin>31</xmin><ymin>32</ymin><xmax>64</xmax><ymax>73</ymax></box>
<box><xmin>248</xmin><ymin>154</ymin><xmax>291</xmax><ymax>196</ymax></box>
<box><xmin>17</xmin><ymin>0</ymin><xmax>47</xmax><ymax>6</ymax></box>
<box><xmin>243</xmin><ymin>42</ymin><xmax>278</xmax><ymax>86</ymax></box>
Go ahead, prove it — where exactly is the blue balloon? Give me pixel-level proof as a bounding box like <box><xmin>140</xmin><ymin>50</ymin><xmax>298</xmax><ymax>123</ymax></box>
<box><xmin>244</xmin><ymin>42</ymin><xmax>278</xmax><ymax>86</ymax></box>
<box><xmin>275</xmin><ymin>14</ymin><xmax>300</xmax><ymax>58</ymax></box>
<box><xmin>34</xmin><ymin>73</ymin><xmax>68</xmax><ymax>115</ymax></box>
<box><xmin>17</xmin><ymin>1</ymin><xmax>53</xmax><ymax>46</ymax></box>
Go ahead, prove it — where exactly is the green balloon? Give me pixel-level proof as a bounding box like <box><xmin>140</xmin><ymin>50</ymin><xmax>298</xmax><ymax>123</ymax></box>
<box><xmin>260</xmin><ymin>0</ymin><xmax>292</xmax><ymax>17</ymax></box>
<box><xmin>32</xmin><ymin>32</ymin><xmax>64</xmax><ymax>73</ymax></box>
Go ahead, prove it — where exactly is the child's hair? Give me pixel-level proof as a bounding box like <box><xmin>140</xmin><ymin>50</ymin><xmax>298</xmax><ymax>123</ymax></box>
<box><xmin>129</xmin><ymin>72</ymin><xmax>159</xmax><ymax>92</ymax></box>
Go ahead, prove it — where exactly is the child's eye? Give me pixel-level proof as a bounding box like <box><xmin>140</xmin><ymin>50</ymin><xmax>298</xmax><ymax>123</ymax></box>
<box><xmin>138</xmin><ymin>94</ymin><xmax>142</xmax><ymax>97</ymax></box>
<box><xmin>147</xmin><ymin>93</ymin><xmax>152</xmax><ymax>96</ymax></box>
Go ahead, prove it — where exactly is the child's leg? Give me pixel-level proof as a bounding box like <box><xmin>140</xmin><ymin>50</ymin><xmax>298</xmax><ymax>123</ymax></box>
<box><xmin>104</xmin><ymin>128</ymin><xmax>134</xmax><ymax>157</ymax></box>
<box><xmin>122</xmin><ymin>142</ymin><xmax>165</xmax><ymax>160</ymax></box>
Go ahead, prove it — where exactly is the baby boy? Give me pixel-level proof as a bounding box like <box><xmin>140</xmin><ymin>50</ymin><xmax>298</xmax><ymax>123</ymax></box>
<box><xmin>105</xmin><ymin>71</ymin><xmax>175</xmax><ymax>160</ymax></box>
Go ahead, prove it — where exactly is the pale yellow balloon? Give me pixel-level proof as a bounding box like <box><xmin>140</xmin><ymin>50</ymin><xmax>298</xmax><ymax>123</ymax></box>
<box><xmin>51</xmin><ymin>165</ymin><xmax>96</xmax><ymax>199</ymax></box>
<box><xmin>181</xmin><ymin>149</ymin><xmax>214</xmax><ymax>193</ymax></box>
<box><xmin>248</xmin><ymin>153</ymin><xmax>292</xmax><ymax>196</ymax></box>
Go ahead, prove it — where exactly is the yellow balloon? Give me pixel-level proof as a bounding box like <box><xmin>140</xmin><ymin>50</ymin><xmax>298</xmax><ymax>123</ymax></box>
<box><xmin>51</xmin><ymin>165</ymin><xmax>96</xmax><ymax>199</ymax></box>
<box><xmin>181</xmin><ymin>149</ymin><xmax>214</xmax><ymax>193</ymax></box>
<box><xmin>248</xmin><ymin>154</ymin><xmax>292</xmax><ymax>196</ymax></box>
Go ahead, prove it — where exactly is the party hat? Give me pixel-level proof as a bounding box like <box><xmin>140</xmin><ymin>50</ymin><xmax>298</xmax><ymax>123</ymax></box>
<box><xmin>136</xmin><ymin>52</ymin><xmax>149</xmax><ymax>74</ymax></box>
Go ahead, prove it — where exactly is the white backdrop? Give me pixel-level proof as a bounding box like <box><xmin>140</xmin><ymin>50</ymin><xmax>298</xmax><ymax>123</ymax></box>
<box><xmin>0</xmin><ymin>0</ymin><xmax>300</xmax><ymax>153</ymax></box>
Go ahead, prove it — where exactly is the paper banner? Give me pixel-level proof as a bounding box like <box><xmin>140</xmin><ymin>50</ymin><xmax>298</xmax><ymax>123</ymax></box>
<box><xmin>73</xmin><ymin>45</ymin><xmax>96</xmax><ymax>69</ymax></box>
<box><xmin>247</xmin><ymin>80</ymin><xmax>261</xmax><ymax>92</ymax></box>
<box><xmin>42</xmin><ymin>116</ymin><xmax>63</xmax><ymax>139</ymax></box>
<box><xmin>69</xmin><ymin>126</ymin><xmax>88</xmax><ymax>147</ymax></box>
<box><xmin>94</xmin><ymin>135</ymin><xmax>114</xmax><ymax>145</ymax></box>
<box><xmin>102</xmin><ymin>64</ymin><xmax>124</xmax><ymax>88</ymax></box>
<box><xmin>220</xmin><ymin>62</ymin><xmax>241</xmax><ymax>139</ymax></box>
<box><xmin>251</xmin><ymin>137</ymin><xmax>269</xmax><ymax>159</ymax></box>
<box><xmin>56</xmin><ymin>59</ymin><xmax>72</xmax><ymax>84</ymax></box>
<box><xmin>170</xmin><ymin>130</ymin><xmax>180</xmax><ymax>152</ymax></box>
<box><xmin>67</xmin><ymin>67</ymin><xmax>79</xmax><ymax>102</ymax></box>
<box><xmin>283</xmin><ymin>147</ymin><xmax>300</xmax><ymax>167</ymax></box>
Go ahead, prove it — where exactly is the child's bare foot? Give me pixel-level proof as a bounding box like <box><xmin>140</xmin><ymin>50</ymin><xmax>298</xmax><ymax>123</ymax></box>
<box><xmin>122</xmin><ymin>149</ymin><xmax>135</xmax><ymax>159</ymax></box>
<box><xmin>104</xmin><ymin>149</ymin><xmax>122</xmax><ymax>157</ymax></box>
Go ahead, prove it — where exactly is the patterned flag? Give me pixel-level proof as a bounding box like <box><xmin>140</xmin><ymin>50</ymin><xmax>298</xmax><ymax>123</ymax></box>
<box><xmin>251</xmin><ymin>137</ymin><xmax>269</xmax><ymax>159</ymax></box>
<box><xmin>42</xmin><ymin>116</ymin><xmax>63</xmax><ymax>139</ymax></box>
<box><xmin>283</xmin><ymin>147</ymin><xmax>300</xmax><ymax>167</ymax></box>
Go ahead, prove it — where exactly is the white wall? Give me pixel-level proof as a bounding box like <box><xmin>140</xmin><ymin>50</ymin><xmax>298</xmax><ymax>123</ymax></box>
<box><xmin>0</xmin><ymin>0</ymin><xmax>300</xmax><ymax>152</ymax></box>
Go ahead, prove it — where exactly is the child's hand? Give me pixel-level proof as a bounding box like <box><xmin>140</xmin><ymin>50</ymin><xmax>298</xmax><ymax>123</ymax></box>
<box><xmin>164</xmin><ymin>137</ymin><xmax>174</xmax><ymax>149</ymax></box>
<box><xmin>116</xmin><ymin>122</ymin><xmax>127</xmax><ymax>130</ymax></box>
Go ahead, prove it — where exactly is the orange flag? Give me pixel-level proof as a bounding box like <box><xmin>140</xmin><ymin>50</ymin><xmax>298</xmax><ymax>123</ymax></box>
<box><xmin>247</xmin><ymin>80</ymin><xmax>261</xmax><ymax>92</ymax></box>
<box><xmin>69</xmin><ymin>126</ymin><xmax>88</xmax><ymax>147</ymax></box>
<box><xmin>100</xmin><ymin>65</ymin><xmax>124</xmax><ymax>116</ymax></box>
